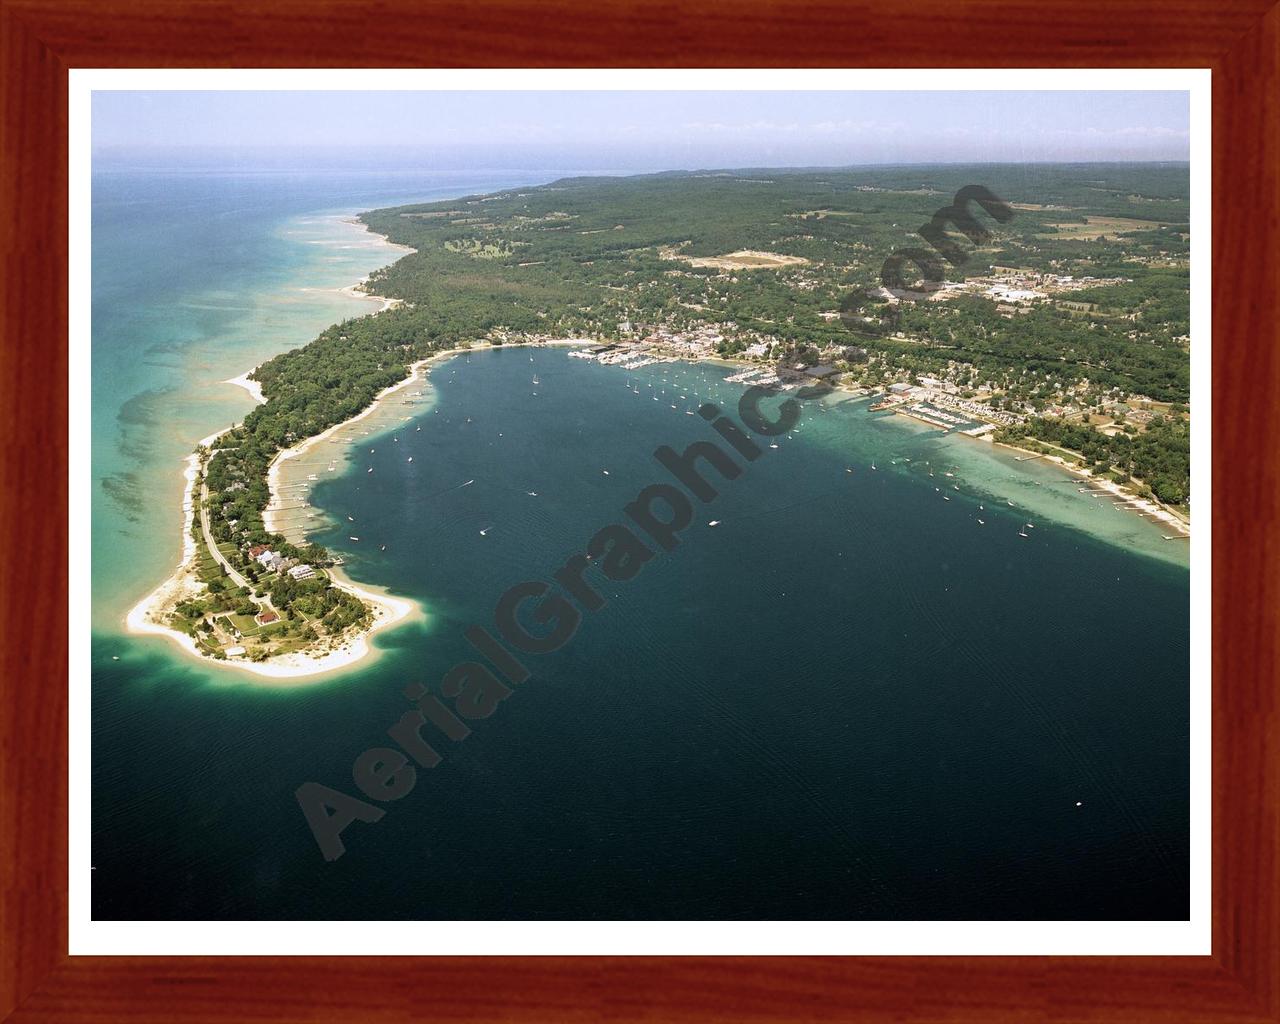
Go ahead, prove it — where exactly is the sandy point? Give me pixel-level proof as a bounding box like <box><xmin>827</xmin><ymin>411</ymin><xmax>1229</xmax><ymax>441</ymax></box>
<box><xmin>223</xmin><ymin>370</ymin><xmax>266</xmax><ymax>405</ymax></box>
<box><xmin>124</xmin><ymin>563</ymin><xmax>423</xmax><ymax>686</ymax></box>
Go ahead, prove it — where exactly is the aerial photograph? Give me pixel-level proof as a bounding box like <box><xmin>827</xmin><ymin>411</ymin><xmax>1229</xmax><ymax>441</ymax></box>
<box><xmin>90</xmin><ymin>88</ymin><xmax>1192</xmax><ymax>922</ymax></box>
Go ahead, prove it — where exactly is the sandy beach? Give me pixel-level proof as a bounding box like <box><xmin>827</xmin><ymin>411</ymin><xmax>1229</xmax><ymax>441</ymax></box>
<box><xmin>994</xmin><ymin>440</ymin><xmax>1190</xmax><ymax>537</ymax></box>
<box><xmin>129</xmin><ymin>335</ymin><xmax>591</xmax><ymax>683</ymax></box>
<box><xmin>125</xmin><ymin>427</ymin><xmax>232</xmax><ymax>659</ymax></box>
<box><xmin>222</xmin><ymin>370</ymin><xmax>265</xmax><ymax>405</ymax></box>
<box><xmin>125</xmin><ymin>567</ymin><xmax>418</xmax><ymax>684</ymax></box>
<box><xmin>337</xmin><ymin>281</ymin><xmax>403</xmax><ymax>312</ymax></box>
<box><xmin>125</xmin><ymin>395</ymin><xmax>421</xmax><ymax>682</ymax></box>
<box><xmin>124</xmin><ymin>215</ymin><xmax>430</xmax><ymax>682</ymax></box>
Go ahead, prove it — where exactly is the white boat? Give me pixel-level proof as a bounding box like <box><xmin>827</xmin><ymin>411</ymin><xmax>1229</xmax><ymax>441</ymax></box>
<box><xmin>708</xmin><ymin>520</ymin><xmax>721</xmax><ymax>527</ymax></box>
<box><xmin>350</xmin><ymin>536</ymin><xmax>360</xmax><ymax>541</ymax></box>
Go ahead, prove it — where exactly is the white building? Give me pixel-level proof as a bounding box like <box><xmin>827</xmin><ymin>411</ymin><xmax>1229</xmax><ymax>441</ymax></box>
<box><xmin>255</xmin><ymin>550</ymin><xmax>286</xmax><ymax>573</ymax></box>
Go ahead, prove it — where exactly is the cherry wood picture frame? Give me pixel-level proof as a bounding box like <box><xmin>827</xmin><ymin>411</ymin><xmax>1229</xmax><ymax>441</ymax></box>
<box><xmin>2</xmin><ymin>1</ymin><xmax>1276</xmax><ymax>1020</ymax></box>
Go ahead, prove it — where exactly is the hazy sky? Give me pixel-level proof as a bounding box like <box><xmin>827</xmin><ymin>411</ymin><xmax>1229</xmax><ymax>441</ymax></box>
<box><xmin>93</xmin><ymin>90</ymin><xmax>1191</xmax><ymax>171</ymax></box>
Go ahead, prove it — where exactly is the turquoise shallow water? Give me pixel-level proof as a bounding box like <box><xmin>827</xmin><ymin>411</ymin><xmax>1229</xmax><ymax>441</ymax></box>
<box><xmin>92</xmin><ymin>173</ymin><xmax>1190</xmax><ymax>922</ymax></box>
<box><xmin>91</xmin><ymin>169</ymin><xmax>539</xmax><ymax>628</ymax></box>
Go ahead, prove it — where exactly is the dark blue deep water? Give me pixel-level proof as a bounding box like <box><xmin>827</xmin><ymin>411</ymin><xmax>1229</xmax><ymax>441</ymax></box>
<box><xmin>93</xmin><ymin>338</ymin><xmax>1189</xmax><ymax>920</ymax></box>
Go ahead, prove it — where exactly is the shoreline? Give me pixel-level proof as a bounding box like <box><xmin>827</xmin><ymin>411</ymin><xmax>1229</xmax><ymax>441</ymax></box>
<box><xmin>991</xmin><ymin>439</ymin><xmax>1191</xmax><ymax>537</ymax></box>
<box><xmin>261</xmin><ymin>337</ymin><xmax>592</xmax><ymax>538</ymax></box>
<box><xmin>125</xmin><ymin>213</ymin><xmax>426</xmax><ymax>682</ymax></box>
<box><xmin>132</xmin><ymin>335</ymin><xmax>592</xmax><ymax>681</ymax></box>
<box><xmin>222</xmin><ymin>370</ymin><xmax>264</xmax><ymax>404</ymax></box>
<box><xmin>852</xmin><ymin>390</ymin><xmax>1191</xmax><ymax>540</ymax></box>
<box><xmin>635</xmin><ymin>351</ymin><xmax>1184</xmax><ymax>539</ymax></box>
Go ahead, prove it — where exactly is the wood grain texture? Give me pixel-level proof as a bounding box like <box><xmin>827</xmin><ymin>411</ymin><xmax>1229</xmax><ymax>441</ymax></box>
<box><xmin>1</xmin><ymin>0</ymin><xmax>1276</xmax><ymax>1020</ymax></box>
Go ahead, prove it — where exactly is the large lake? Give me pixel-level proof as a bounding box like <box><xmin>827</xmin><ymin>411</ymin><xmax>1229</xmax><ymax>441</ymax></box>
<box><xmin>91</xmin><ymin>171</ymin><xmax>1190</xmax><ymax>921</ymax></box>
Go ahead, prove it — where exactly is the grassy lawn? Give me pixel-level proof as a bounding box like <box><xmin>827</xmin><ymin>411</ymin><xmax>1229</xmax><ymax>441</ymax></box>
<box><xmin>226</xmin><ymin>613</ymin><xmax>263</xmax><ymax>635</ymax></box>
